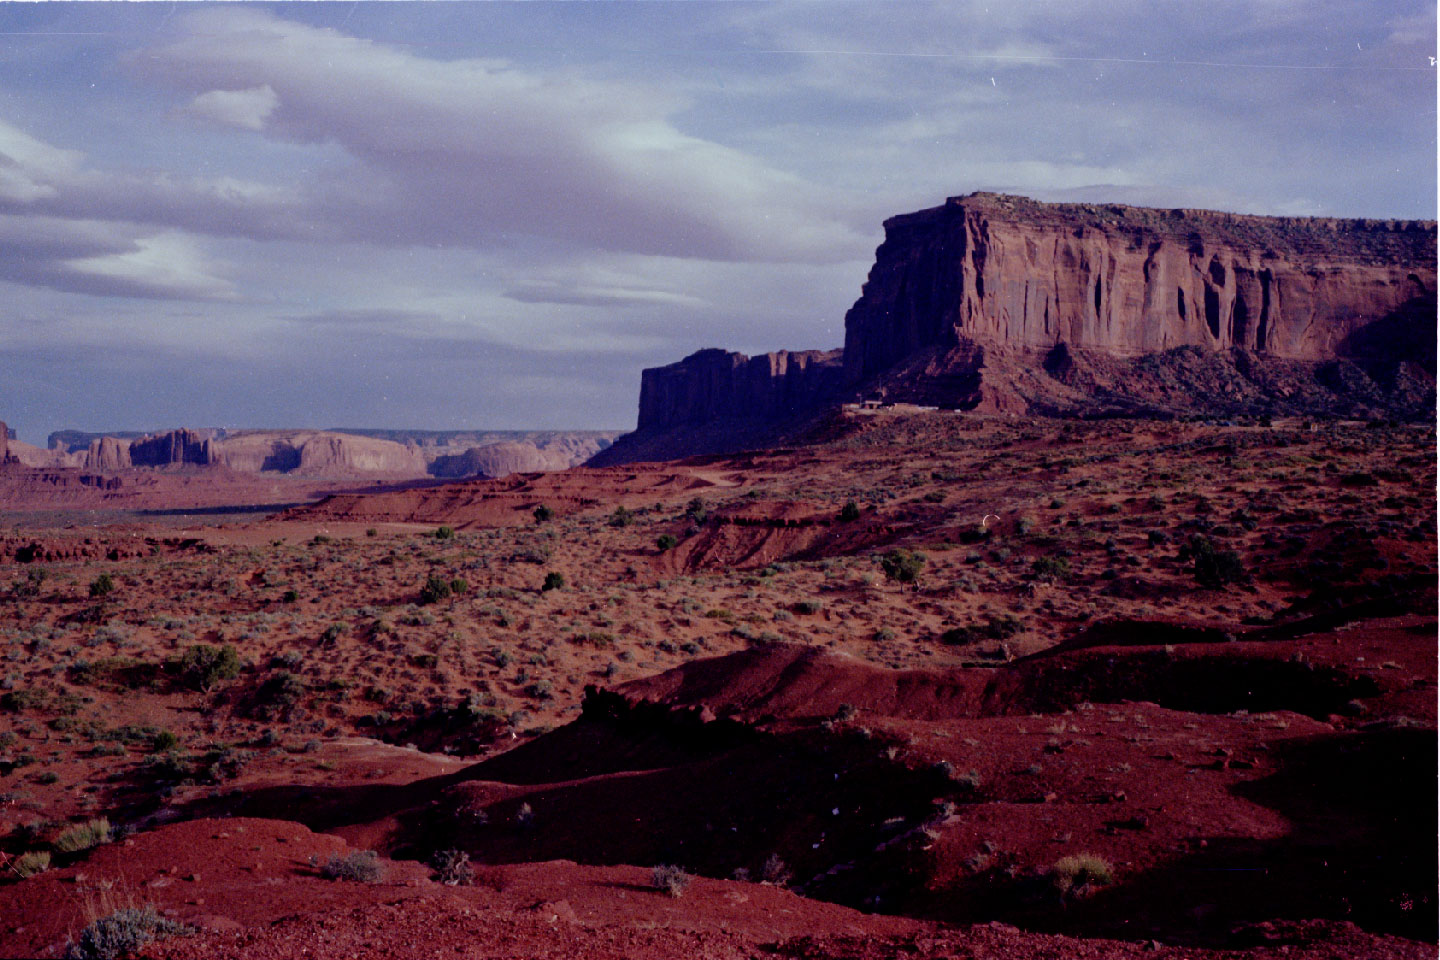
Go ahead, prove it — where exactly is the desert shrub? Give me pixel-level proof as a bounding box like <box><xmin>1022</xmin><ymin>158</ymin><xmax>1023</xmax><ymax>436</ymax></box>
<box><xmin>541</xmin><ymin>572</ymin><xmax>565</xmax><ymax>592</ymax></box>
<box><xmin>941</xmin><ymin>615</ymin><xmax>1022</xmax><ymax>645</ymax></box>
<box><xmin>12</xmin><ymin>567</ymin><xmax>46</xmax><ymax>598</ymax></box>
<box><xmin>365</xmin><ymin>528</ymin><xmax>378</xmax><ymax>537</ymax></box>
<box><xmin>760</xmin><ymin>853</ymin><xmax>792</xmax><ymax>885</ymax></box>
<box><xmin>448</xmin><ymin>578</ymin><xmax>469</xmax><ymax>595</ymax></box>
<box><xmin>684</xmin><ymin>498</ymin><xmax>708</xmax><ymax>524</ymax></box>
<box><xmin>13</xmin><ymin>850</ymin><xmax>51</xmax><ymax>878</ymax></box>
<box><xmin>281</xmin><ymin>589</ymin><xmax>299</xmax><ymax>603</ymax></box>
<box><xmin>514</xmin><ymin>802</ymin><xmax>536</xmax><ymax>830</ymax></box>
<box><xmin>313</xmin><ymin>850</ymin><xmax>384</xmax><ymax>883</ymax></box>
<box><xmin>793</xmin><ymin>600</ymin><xmax>823</xmax><ymax>615</ymax></box>
<box><xmin>176</xmin><ymin>643</ymin><xmax>241</xmax><ymax>691</ymax></box>
<box><xmin>255</xmin><ymin>671</ymin><xmax>305</xmax><ymax>709</ymax></box>
<box><xmin>1181</xmin><ymin>534</ymin><xmax>1248</xmax><ymax>588</ymax></box>
<box><xmin>64</xmin><ymin>906</ymin><xmax>190</xmax><ymax>960</ymax></box>
<box><xmin>656</xmin><ymin>534</ymin><xmax>678</xmax><ymax>551</ymax></box>
<box><xmin>434</xmin><ymin>526</ymin><xmax>455</xmax><ymax>540</ymax></box>
<box><xmin>150</xmin><ymin>730</ymin><xmax>179</xmax><ymax>753</ymax></box>
<box><xmin>651</xmin><ymin>863</ymin><xmax>691</xmax><ymax>897</ymax></box>
<box><xmin>838</xmin><ymin>501</ymin><xmax>861</xmax><ymax>522</ymax></box>
<box><xmin>608</xmin><ymin>506</ymin><xmax>635</xmax><ymax>528</ymax></box>
<box><xmin>431</xmin><ymin>848</ymin><xmax>475</xmax><ymax>886</ymax></box>
<box><xmin>144</xmin><ymin>752</ymin><xmax>192</xmax><ymax>782</ymax></box>
<box><xmin>879</xmin><ymin>548</ymin><xmax>926</xmax><ymax>584</ymax></box>
<box><xmin>1049</xmin><ymin>853</ymin><xmax>1114</xmax><ymax>897</ymax></box>
<box><xmin>87</xmin><ymin>575</ymin><xmax>115</xmax><ymax>599</ymax></box>
<box><xmin>54</xmin><ymin>818</ymin><xmax>110</xmax><ymax>853</ymax></box>
<box><xmin>533</xmin><ymin>505</ymin><xmax>554</xmax><ymax>523</ymax></box>
<box><xmin>419</xmin><ymin>575</ymin><xmax>454</xmax><ymax>605</ymax></box>
<box><xmin>1030</xmin><ymin>556</ymin><xmax>1072</xmax><ymax>582</ymax></box>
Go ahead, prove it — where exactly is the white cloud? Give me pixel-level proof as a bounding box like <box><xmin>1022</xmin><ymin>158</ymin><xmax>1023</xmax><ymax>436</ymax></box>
<box><xmin>65</xmin><ymin>232</ymin><xmax>235</xmax><ymax>301</ymax></box>
<box><xmin>126</xmin><ymin>7</ymin><xmax>868</xmax><ymax>263</ymax></box>
<box><xmin>186</xmin><ymin>85</ymin><xmax>278</xmax><ymax>131</ymax></box>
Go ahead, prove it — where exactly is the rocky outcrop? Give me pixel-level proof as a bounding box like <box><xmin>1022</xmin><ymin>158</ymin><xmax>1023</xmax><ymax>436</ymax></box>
<box><xmin>0</xmin><ymin>421</ymin><xmax>8</xmax><ymax>465</ymax></box>
<box><xmin>84</xmin><ymin>437</ymin><xmax>132</xmax><ymax>472</ymax></box>
<box><xmin>293</xmin><ymin>433</ymin><xmax>428</xmax><ymax>475</ymax></box>
<box><xmin>129</xmin><ymin>429</ymin><xmax>215</xmax><ymax>467</ymax></box>
<box><xmin>596</xmin><ymin>194</ymin><xmax>1436</xmax><ymax>464</ymax></box>
<box><xmin>636</xmin><ymin>348</ymin><xmax>844</xmax><ymax>430</ymax></box>
<box><xmin>842</xmin><ymin>193</ymin><xmax>1435</xmax><ymax>385</ymax></box>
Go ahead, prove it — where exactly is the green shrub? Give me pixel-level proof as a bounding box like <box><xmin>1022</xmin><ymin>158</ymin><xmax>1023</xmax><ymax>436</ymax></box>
<box><xmin>880</xmin><ymin>548</ymin><xmax>926</xmax><ymax>584</ymax></box>
<box><xmin>541</xmin><ymin>572</ymin><xmax>566</xmax><ymax>592</ymax></box>
<box><xmin>87</xmin><ymin>574</ymin><xmax>115</xmax><ymax>599</ymax></box>
<box><xmin>176</xmin><ymin>643</ymin><xmax>241</xmax><ymax>691</ymax></box>
<box><xmin>656</xmin><ymin>534</ymin><xmax>678</xmax><ymax>551</ymax></box>
<box><xmin>1030</xmin><ymin>556</ymin><xmax>1072</xmax><ymax>582</ymax></box>
<box><xmin>150</xmin><ymin>730</ymin><xmax>179</xmax><ymax>753</ymax></box>
<box><xmin>1049</xmin><ymin>853</ymin><xmax>1114</xmax><ymax>897</ymax></box>
<box><xmin>838</xmin><ymin>501</ymin><xmax>862</xmax><ymax>522</ymax></box>
<box><xmin>54</xmin><ymin>818</ymin><xmax>110</xmax><ymax>853</ymax></box>
<box><xmin>1181</xmin><ymin>535</ymin><xmax>1248</xmax><ymax>588</ymax></box>
<box><xmin>651</xmin><ymin>863</ymin><xmax>691</xmax><ymax>897</ymax></box>
<box><xmin>431</xmin><ymin>849</ymin><xmax>474</xmax><ymax>886</ymax></box>
<box><xmin>434</xmin><ymin>526</ymin><xmax>455</xmax><ymax>540</ymax></box>
<box><xmin>533</xmin><ymin>505</ymin><xmax>554</xmax><ymax>523</ymax></box>
<box><xmin>281</xmin><ymin>589</ymin><xmax>299</xmax><ymax>603</ymax></box>
<box><xmin>608</xmin><ymin>506</ymin><xmax>634</xmax><ymax>528</ymax></box>
<box><xmin>419</xmin><ymin>575</ymin><xmax>454</xmax><ymax>605</ymax></box>
<box><xmin>13</xmin><ymin>850</ymin><xmax>50</xmax><ymax>878</ymax></box>
<box><xmin>64</xmin><ymin>906</ymin><xmax>190</xmax><ymax>960</ymax></box>
<box><xmin>313</xmin><ymin>850</ymin><xmax>384</xmax><ymax>883</ymax></box>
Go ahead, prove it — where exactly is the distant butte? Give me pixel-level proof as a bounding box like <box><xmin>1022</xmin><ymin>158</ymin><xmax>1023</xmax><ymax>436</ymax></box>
<box><xmin>591</xmin><ymin>193</ymin><xmax>1436</xmax><ymax>466</ymax></box>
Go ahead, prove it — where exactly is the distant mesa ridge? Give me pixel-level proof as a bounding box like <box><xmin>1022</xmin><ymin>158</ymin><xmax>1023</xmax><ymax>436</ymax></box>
<box><xmin>592</xmin><ymin>192</ymin><xmax>1437</xmax><ymax>466</ymax></box>
<box><xmin>2</xmin><ymin>426</ymin><xmax>618</xmax><ymax>481</ymax></box>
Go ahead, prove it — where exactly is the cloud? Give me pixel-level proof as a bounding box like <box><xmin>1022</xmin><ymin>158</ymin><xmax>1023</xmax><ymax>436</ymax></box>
<box><xmin>0</xmin><ymin>214</ymin><xmax>233</xmax><ymax>301</ymax></box>
<box><xmin>125</xmin><ymin>8</ymin><xmax>868</xmax><ymax>263</ymax></box>
<box><xmin>186</xmin><ymin>85</ymin><xmax>278</xmax><ymax>131</ymax></box>
<box><xmin>504</xmin><ymin>285</ymin><xmax>707</xmax><ymax>308</ymax></box>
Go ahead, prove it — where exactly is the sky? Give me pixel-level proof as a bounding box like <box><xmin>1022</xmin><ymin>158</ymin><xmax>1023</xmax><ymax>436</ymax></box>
<box><xmin>0</xmin><ymin>1</ymin><xmax>1433</xmax><ymax>443</ymax></box>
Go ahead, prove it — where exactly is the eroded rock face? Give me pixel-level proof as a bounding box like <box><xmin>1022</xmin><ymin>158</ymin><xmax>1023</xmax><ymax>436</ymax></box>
<box><xmin>0</xmin><ymin>421</ymin><xmax>8</xmax><ymax>464</ymax></box>
<box><xmin>596</xmin><ymin>194</ymin><xmax>1435</xmax><ymax>465</ymax></box>
<box><xmin>637</xmin><ymin>348</ymin><xmax>845</xmax><ymax>430</ymax></box>
<box><xmin>84</xmin><ymin>437</ymin><xmax>132</xmax><ymax>472</ymax></box>
<box><xmin>843</xmin><ymin>193</ymin><xmax>1435</xmax><ymax>384</ymax></box>
<box><xmin>129</xmin><ymin>428</ymin><xmax>215</xmax><ymax>467</ymax></box>
<box><xmin>293</xmin><ymin>433</ymin><xmax>428</xmax><ymax>475</ymax></box>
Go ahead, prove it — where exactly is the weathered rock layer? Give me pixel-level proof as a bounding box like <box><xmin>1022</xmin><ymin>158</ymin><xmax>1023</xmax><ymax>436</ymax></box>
<box><xmin>594</xmin><ymin>193</ymin><xmax>1436</xmax><ymax>465</ymax></box>
<box><xmin>637</xmin><ymin>348</ymin><xmax>844</xmax><ymax>430</ymax></box>
<box><xmin>843</xmin><ymin>193</ymin><xmax>1434</xmax><ymax>383</ymax></box>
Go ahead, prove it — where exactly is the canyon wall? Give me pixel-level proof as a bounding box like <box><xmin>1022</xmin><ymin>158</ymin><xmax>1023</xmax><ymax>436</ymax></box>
<box><xmin>127</xmin><ymin>428</ymin><xmax>216</xmax><ymax>468</ymax></box>
<box><xmin>636</xmin><ymin>348</ymin><xmax>845</xmax><ymax>430</ymax></box>
<box><xmin>843</xmin><ymin>193</ymin><xmax>1435</xmax><ymax>384</ymax></box>
<box><xmin>595</xmin><ymin>193</ymin><xmax>1436</xmax><ymax>465</ymax></box>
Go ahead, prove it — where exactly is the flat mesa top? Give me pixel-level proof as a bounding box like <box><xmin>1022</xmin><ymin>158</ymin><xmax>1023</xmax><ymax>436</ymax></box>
<box><xmin>891</xmin><ymin>192</ymin><xmax>1440</xmax><ymax>263</ymax></box>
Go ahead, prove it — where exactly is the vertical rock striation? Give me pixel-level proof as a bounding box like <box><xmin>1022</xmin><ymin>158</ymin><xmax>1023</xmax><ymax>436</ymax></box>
<box><xmin>842</xmin><ymin>193</ymin><xmax>1435</xmax><ymax>385</ymax></box>
<box><xmin>637</xmin><ymin>348</ymin><xmax>845</xmax><ymax>430</ymax></box>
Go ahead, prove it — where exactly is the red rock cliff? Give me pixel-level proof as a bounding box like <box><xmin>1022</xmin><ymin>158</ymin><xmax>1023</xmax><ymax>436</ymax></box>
<box><xmin>843</xmin><ymin>193</ymin><xmax>1435</xmax><ymax>384</ymax></box>
<box><xmin>128</xmin><ymin>429</ymin><xmax>215</xmax><ymax>467</ymax></box>
<box><xmin>636</xmin><ymin>348</ymin><xmax>844</xmax><ymax>430</ymax></box>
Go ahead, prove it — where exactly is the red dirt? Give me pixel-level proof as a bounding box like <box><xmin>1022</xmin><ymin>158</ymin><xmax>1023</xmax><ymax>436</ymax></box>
<box><xmin>0</xmin><ymin>415</ymin><xmax>1432</xmax><ymax>959</ymax></box>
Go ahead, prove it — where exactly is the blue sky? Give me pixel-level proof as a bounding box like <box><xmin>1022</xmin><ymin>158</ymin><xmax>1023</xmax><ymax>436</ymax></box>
<box><xmin>0</xmin><ymin>1</ymin><xmax>1433</xmax><ymax>442</ymax></box>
